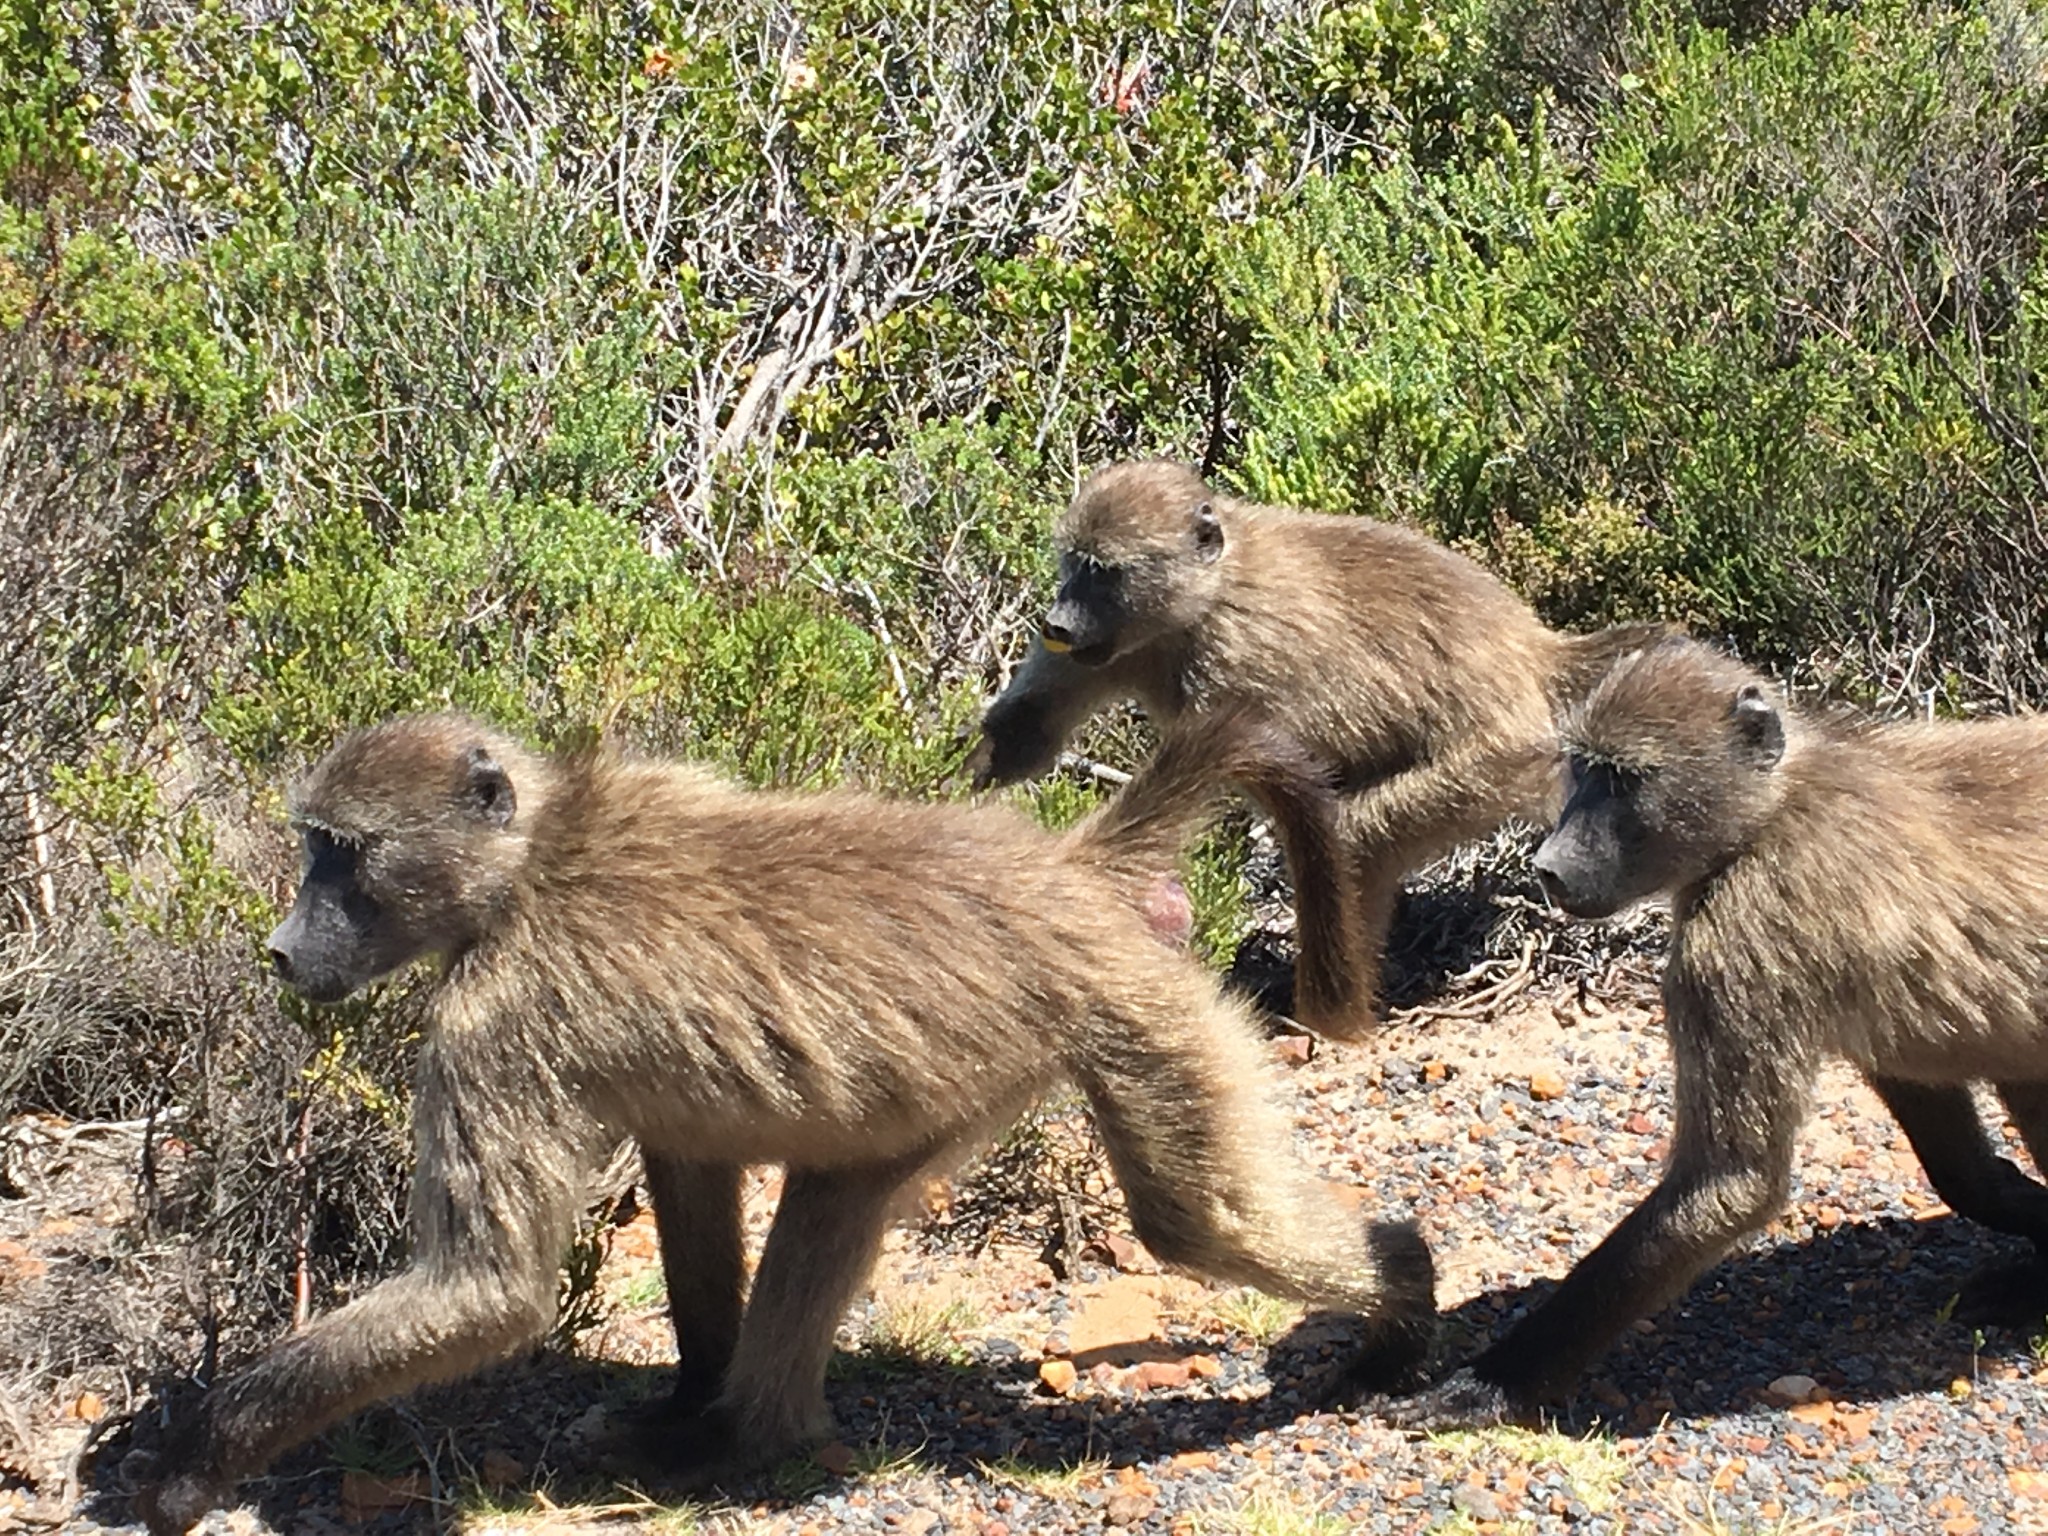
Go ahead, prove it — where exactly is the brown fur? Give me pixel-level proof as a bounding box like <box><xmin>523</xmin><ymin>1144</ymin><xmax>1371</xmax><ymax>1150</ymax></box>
<box><xmin>971</xmin><ymin>458</ymin><xmax>1673</xmax><ymax>1036</ymax></box>
<box><xmin>1384</xmin><ymin>637</ymin><xmax>2048</xmax><ymax>1426</ymax></box>
<box><xmin>136</xmin><ymin>710</ymin><xmax>1434</xmax><ymax>1531</ymax></box>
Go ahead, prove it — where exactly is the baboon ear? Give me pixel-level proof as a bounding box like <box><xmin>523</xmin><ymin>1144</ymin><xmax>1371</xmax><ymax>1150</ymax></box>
<box><xmin>463</xmin><ymin>746</ymin><xmax>517</xmax><ymax>828</ymax></box>
<box><xmin>1729</xmin><ymin>683</ymin><xmax>1785</xmax><ymax>769</ymax></box>
<box><xmin>1191</xmin><ymin>501</ymin><xmax>1225</xmax><ymax>563</ymax></box>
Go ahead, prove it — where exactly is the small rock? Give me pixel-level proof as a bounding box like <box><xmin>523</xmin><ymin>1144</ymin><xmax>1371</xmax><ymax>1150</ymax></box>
<box><xmin>899</xmin><ymin>1511</ymin><xmax>939</xmax><ymax>1536</ymax></box>
<box><xmin>1081</xmin><ymin>1232</ymin><xmax>1143</xmax><ymax>1270</ymax></box>
<box><xmin>69</xmin><ymin>1392</ymin><xmax>105</xmax><ymax>1422</ymax></box>
<box><xmin>564</xmin><ymin>1403</ymin><xmax>611</xmax><ymax>1447</ymax></box>
<box><xmin>480</xmin><ymin>1448</ymin><xmax>524</xmax><ymax>1489</ymax></box>
<box><xmin>1423</xmin><ymin>1060</ymin><xmax>1449</xmax><ymax>1084</ymax></box>
<box><xmin>610</xmin><ymin>1212</ymin><xmax>661</xmax><ymax>1262</ymax></box>
<box><xmin>1104</xmin><ymin>1490</ymin><xmax>1157</xmax><ymax>1526</ymax></box>
<box><xmin>814</xmin><ymin>1441</ymin><xmax>858</xmax><ymax>1476</ymax></box>
<box><xmin>1766</xmin><ymin>1374</ymin><xmax>1819</xmax><ymax>1405</ymax></box>
<box><xmin>0</xmin><ymin>1239</ymin><xmax>47</xmax><ymax>1282</ymax></box>
<box><xmin>1529</xmin><ymin>1068</ymin><xmax>1568</xmax><ymax>1101</ymax></box>
<box><xmin>1452</xmin><ymin>1485</ymin><xmax>1502</xmax><ymax>1522</ymax></box>
<box><xmin>1185</xmin><ymin>1353</ymin><xmax>1223</xmax><ymax>1379</ymax></box>
<box><xmin>1272</xmin><ymin>1035</ymin><xmax>1314</xmax><ymax>1067</ymax></box>
<box><xmin>1133</xmin><ymin>1360</ymin><xmax>1191</xmax><ymax>1391</ymax></box>
<box><xmin>1038</xmin><ymin>1359</ymin><xmax>1078</xmax><ymax>1395</ymax></box>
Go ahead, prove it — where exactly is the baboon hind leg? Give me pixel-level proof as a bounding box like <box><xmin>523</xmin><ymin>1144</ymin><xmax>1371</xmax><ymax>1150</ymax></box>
<box><xmin>1304</xmin><ymin>749</ymin><xmax>1525</xmax><ymax>1041</ymax></box>
<box><xmin>1880</xmin><ymin>1078</ymin><xmax>2048</xmax><ymax>1325</ymax></box>
<box><xmin>1994</xmin><ymin>1081</ymin><xmax>2048</xmax><ymax>1191</ymax></box>
<box><xmin>651</xmin><ymin>1158</ymin><xmax>923</xmax><ymax>1481</ymax></box>
<box><xmin>1074</xmin><ymin>980</ymin><xmax>1435</xmax><ymax>1383</ymax></box>
<box><xmin>1875</xmin><ymin>1078</ymin><xmax>2048</xmax><ymax>1242</ymax></box>
<box><xmin>643</xmin><ymin>1152</ymin><xmax>746</xmax><ymax>1414</ymax></box>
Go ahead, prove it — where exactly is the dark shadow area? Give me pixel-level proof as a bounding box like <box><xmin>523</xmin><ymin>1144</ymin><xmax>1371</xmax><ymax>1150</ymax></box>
<box><xmin>94</xmin><ymin>1334</ymin><xmax>1352</xmax><ymax>1532</ymax></box>
<box><xmin>1404</xmin><ymin>1212</ymin><xmax>2046</xmax><ymax>1437</ymax></box>
<box><xmin>93</xmin><ymin>1214</ymin><xmax>2048</xmax><ymax>1531</ymax></box>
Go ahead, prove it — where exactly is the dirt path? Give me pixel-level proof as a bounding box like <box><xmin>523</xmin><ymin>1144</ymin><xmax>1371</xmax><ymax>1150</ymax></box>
<box><xmin>7</xmin><ymin>985</ymin><xmax>2048</xmax><ymax>1534</ymax></box>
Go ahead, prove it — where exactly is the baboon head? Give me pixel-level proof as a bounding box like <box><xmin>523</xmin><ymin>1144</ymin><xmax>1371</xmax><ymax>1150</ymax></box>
<box><xmin>267</xmin><ymin>713</ymin><xmax>546</xmax><ymax>1003</ymax></box>
<box><xmin>1534</xmin><ymin>640</ymin><xmax>1790</xmax><ymax>919</ymax></box>
<box><xmin>1041</xmin><ymin>460</ymin><xmax>1228</xmax><ymax>667</ymax></box>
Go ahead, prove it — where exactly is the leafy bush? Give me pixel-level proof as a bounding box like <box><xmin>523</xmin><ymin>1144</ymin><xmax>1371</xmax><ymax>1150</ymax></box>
<box><xmin>1229</xmin><ymin>0</ymin><xmax>2048</xmax><ymax>705</ymax></box>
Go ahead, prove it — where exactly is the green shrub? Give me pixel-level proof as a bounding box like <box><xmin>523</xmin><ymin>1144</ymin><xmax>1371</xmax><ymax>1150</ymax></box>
<box><xmin>1228</xmin><ymin>0</ymin><xmax>2048</xmax><ymax>702</ymax></box>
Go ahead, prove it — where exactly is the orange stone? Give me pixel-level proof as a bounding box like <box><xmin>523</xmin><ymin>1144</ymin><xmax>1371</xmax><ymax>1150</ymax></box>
<box><xmin>1037</xmin><ymin>1359</ymin><xmax>1078</xmax><ymax>1395</ymax></box>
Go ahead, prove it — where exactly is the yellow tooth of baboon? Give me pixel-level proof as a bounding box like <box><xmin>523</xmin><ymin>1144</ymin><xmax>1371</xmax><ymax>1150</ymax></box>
<box><xmin>1041</xmin><ymin>634</ymin><xmax>1072</xmax><ymax>653</ymax></box>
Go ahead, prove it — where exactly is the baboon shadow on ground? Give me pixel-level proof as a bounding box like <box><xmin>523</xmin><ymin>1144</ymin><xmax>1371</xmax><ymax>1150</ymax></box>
<box><xmin>103</xmin><ymin>1214</ymin><xmax>2041</xmax><ymax>1531</ymax></box>
<box><xmin>1424</xmin><ymin>1212</ymin><xmax>2044</xmax><ymax>1435</ymax></box>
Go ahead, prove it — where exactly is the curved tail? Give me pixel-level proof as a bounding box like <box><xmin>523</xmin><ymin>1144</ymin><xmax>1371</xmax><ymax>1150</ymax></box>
<box><xmin>1548</xmin><ymin>620</ymin><xmax>1684</xmax><ymax>710</ymax></box>
<box><xmin>1060</xmin><ymin>707</ymin><xmax>1342</xmax><ymax>886</ymax></box>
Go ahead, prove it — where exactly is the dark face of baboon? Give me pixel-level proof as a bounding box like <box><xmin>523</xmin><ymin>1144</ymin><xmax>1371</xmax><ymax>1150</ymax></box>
<box><xmin>266</xmin><ymin>716</ymin><xmax>535</xmax><ymax>1002</ymax></box>
<box><xmin>1534</xmin><ymin>642</ymin><xmax>1789</xmax><ymax>918</ymax></box>
<box><xmin>1042</xmin><ymin>460</ymin><xmax>1227</xmax><ymax>666</ymax></box>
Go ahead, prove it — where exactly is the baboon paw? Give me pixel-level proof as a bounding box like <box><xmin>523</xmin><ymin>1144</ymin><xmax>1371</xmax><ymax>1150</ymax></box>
<box><xmin>964</xmin><ymin>737</ymin><xmax>997</xmax><ymax>791</ymax></box>
<box><xmin>133</xmin><ymin>1471</ymin><xmax>231</xmax><ymax>1536</ymax></box>
<box><xmin>616</xmin><ymin>1371</ymin><xmax>725</xmax><ymax>1428</ymax></box>
<box><xmin>1291</xmin><ymin>994</ymin><xmax>1383</xmax><ymax>1044</ymax></box>
<box><xmin>1366</xmin><ymin>1369</ymin><xmax>1520</xmax><ymax>1432</ymax></box>
<box><xmin>1952</xmin><ymin>1253</ymin><xmax>2048</xmax><ymax>1329</ymax></box>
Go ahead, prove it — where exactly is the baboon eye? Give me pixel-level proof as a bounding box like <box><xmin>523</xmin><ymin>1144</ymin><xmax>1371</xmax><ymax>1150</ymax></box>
<box><xmin>303</xmin><ymin>827</ymin><xmax>361</xmax><ymax>879</ymax></box>
<box><xmin>1729</xmin><ymin>684</ymin><xmax>1786</xmax><ymax>768</ymax></box>
<box><xmin>464</xmin><ymin>747</ymin><xmax>518</xmax><ymax>828</ymax></box>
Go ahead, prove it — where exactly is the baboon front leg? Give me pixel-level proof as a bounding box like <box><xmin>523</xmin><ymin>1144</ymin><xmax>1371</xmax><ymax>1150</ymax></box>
<box><xmin>1879</xmin><ymin>1078</ymin><xmax>2048</xmax><ymax>1325</ymax></box>
<box><xmin>1076</xmin><ymin>986</ymin><xmax>1436</xmax><ymax>1383</ymax></box>
<box><xmin>651</xmin><ymin>1161</ymin><xmax>916</xmax><ymax>1481</ymax></box>
<box><xmin>1376</xmin><ymin>1012</ymin><xmax>1804</xmax><ymax>1428</ymax></box>
<box><xmin>642</xmin><ymin>1153</ymin><xmax>746</xmax><ymax>1414</ymax></box>
<box><xmin>969</xmin><ymin>644</ymin><xmax>1134</xmax><ymax>788</ymax></box>
<box><xmin>141</xmin><ymin>1176</ymin><xmax>571</xmax><ymax>1531</ymax></box>
<box><xmin>137</xmin><ymin>1065</ymin><xmax>588</xmax><ymax>1535</ymax></box>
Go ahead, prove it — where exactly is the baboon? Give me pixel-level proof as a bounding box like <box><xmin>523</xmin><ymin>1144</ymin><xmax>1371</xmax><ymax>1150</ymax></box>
<box><xmin>135</xmin><ymin>710</ymin><xmax>1436</xmax><ymax>1532</ymax></box>
<box><xmin>1379</xmin><ymin>637</ymin><xmax>2048</xmax><ymax>1428</ymax></box>
<box><xmin>968</xmin><ymin>458</ymin><xmax>1673</xmax><ymax>1037</ymax></box>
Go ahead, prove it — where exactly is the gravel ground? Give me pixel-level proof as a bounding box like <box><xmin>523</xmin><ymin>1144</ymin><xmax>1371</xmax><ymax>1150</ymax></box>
<box><xmin>6</xmin><ymin>973</ymin><xmax>2048</xmax><ymax>1534</ymax></box>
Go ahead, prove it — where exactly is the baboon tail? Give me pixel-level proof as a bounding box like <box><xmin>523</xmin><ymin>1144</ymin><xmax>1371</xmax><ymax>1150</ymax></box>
<box><xmin>1549</xmin><ymin>620</ymin><xmax>1684</xmax><ymax>708</ymax></box>
<box><xmin>1060</xmin><ymin>707</ymin><xmax>1339</xmax><ymax>883</ymax></box>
